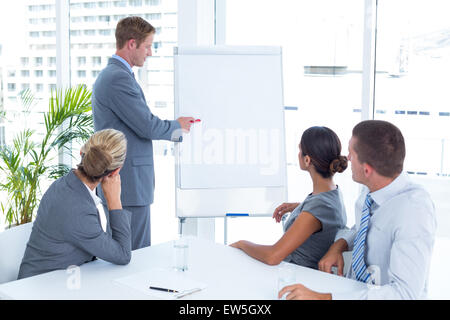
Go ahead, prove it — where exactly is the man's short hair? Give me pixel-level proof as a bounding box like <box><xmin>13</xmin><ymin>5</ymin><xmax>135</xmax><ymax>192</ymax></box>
<box><xmin>352</xmin><ymin>120</ymin><xmax>405</xmax><ymax>178</ymax></box>
<box><xmin>115</xmin><ymin>16</ymin><xmax>155</xmax><ymax>50</ymax></box>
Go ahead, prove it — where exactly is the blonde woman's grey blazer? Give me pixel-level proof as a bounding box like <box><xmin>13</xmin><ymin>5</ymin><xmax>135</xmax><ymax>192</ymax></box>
<box><xmin>18</xmin><ymin>170</ymin><xmax>132</xmax><ymax>279</ymax></box>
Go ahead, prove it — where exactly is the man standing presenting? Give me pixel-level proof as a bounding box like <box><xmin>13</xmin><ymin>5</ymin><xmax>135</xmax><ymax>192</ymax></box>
<box><xmin>92</xmin><ymin>16</ymin><xmax>194</xmax><ymax>250</ymax></box>
<box><xmin>279</xmin><ymin>120</ymin><xmax>436</xmax><ymax>299</ymax></box>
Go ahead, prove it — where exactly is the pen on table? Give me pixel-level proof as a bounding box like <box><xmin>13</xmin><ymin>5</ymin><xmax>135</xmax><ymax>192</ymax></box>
<box><xmin>149</xmin><ymin>286</ymin><xmax>179</xmax><ymax>293</ymax></box>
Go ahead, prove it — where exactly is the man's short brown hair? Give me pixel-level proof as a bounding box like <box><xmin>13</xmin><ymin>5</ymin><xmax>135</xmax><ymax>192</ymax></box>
<box><xmin>115</xmin><ymin>16</ymin><xmax>155</xmax><ymax>50</ymax></box>
<box><xmin>352</xmin><ymin>120</ymin><xmax>406</xmax><ymax>178</ymax></box>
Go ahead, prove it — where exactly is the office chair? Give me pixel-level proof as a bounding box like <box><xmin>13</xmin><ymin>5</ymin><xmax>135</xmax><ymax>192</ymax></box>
<box><xmin>0</xmin><ymin>222</ymin><xmax>33</xmax><ymax>284</ymax></box>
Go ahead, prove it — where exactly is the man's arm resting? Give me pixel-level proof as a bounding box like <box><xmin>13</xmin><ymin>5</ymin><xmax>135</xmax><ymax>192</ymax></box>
<box><xmin>318</xmin><ymin>238</ymin><xmax>349</xmax><ymax>275</ymax></box>
<box><xmin>330</xmin><ymin>238</ymin><xmax>349</xmax><ymax>253</ymax></box>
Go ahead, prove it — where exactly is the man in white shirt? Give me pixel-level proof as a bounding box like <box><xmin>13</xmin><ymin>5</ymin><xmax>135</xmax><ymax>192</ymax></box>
<box><xmin>279</xmin><ymin>120</ymin><xmax>437</xmax><ymax>300</ymax></box>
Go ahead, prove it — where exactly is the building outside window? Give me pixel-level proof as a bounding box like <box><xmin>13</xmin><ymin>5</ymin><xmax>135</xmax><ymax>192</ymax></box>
<box><xmin>129</xmin><ymin>0</ymin><xmax>143</xmax><ymax>6</ymax></box>
<box><xmin>99</xmin><ymin>29</ymin><xmax>111</xmax><ymax>36</ymax></box>
<box><xmin>77</xmin><ymin>56</ymin><xmax>86</xmax><ymax>66</ymax></box>
<box><xmin>114</xmin><ymin>1</ymin><xmax>127</xmax><ymax>7</ymax></box>
<box><xmin>91</xmin><ymin>56</ymin><xmax>101</xmax><ymax>66</ymax></box>
<box><xmin>34</xmin><ymin>57</ymin><xmax>43</xmax><ymax>66</ymax></box>
<box><xmin>98</xmin><ymin>15</ymin><xmax>110</xmax><ymax>22</ymax></box>
<box><xmin>84</xmin><ymin>2</ymin><xmax>96</xmax><ymax>9</ymax></box>
<box><xmin>0</xmin><ymin>0</ymin><xmax>57</xmax><ymax>233</ymax></box>
<box><xmin>373</xmin><ymin>0</ymin><xmax>450</xmax><ymax>298</ymax></box>
<box><xmin>48</xmin><ymin>56</ymin><xmax>56</xmax><ymax>66</ymax></box>
<box><xmin>7</xmin><ymin>83</ymin><xmax>16</xmax><ymax>92</ymax></box>
<box><xmin>84</xmin><ymin>16</ymin><xmax>96</xmax><ymax>23</ymax></box>
<box><xmin>145</xmin><ymin>0</ymin><xmax>160</xmax><ymax>6</ymax></box>
<box><xmin>48</xmin><ymin>83</ymin><xmax>56</xmax><ymax>92</ymax></box>
<box><xmin>98</xmin><ymin>2</ymin><xmax>111</xmax><ymax>9</ymax></box>
<box><xmin>84</xmin><ymin>29</ymin><xmax>96</xmax><ymax>36</ymax></box>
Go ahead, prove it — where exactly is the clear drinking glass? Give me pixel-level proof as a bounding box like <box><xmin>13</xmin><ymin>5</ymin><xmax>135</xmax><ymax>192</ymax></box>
<box><xmin>277</xmin><ymin>262</ymin><xmax>297</xmax><ymax>300</ymax></box>
<box><xmin>173</xmin><ymin>235</ymin><xmax>189</xmax><ymax>272</ymax></box>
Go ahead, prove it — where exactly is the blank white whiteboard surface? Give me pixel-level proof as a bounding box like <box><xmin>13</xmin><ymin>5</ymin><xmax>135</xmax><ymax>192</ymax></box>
<box><xmin>174</xmin><ymin>46</ymin><xmax>287</xmax><ymax>217</ymax></box>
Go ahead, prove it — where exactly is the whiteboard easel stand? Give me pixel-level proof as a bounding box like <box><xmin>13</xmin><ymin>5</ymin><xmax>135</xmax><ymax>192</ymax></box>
<box><xmin>178</xmin><ymin>214</ymin><xmax>275</xmax><ymax>245</ymax></box>
<box><xmin>174</xmin><ymin>46</ymin><xmax>288</xmax><ymax>244</ymax></box>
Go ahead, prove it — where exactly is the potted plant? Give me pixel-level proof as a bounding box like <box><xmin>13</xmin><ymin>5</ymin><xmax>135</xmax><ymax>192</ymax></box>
<box><xmin>0</xmin><ymin>85</ymin><xmax>93</xmax><ymax>228</ymax></box>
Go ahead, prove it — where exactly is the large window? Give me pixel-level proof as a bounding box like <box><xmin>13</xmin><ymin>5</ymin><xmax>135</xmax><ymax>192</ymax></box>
<box><xmin>0</xmin><ymin>0</ymin><xmax>57</xmax><ymax>231</ymax></box>
<box><xmin>374</xmin><ymin>0</ymin><xmax>450</xmax><ymax>298</ymax></box>
<box><xmin>375</xmin><ymin>1</ymin><xmax>450</xmax><ymax>230</ymax></box>
<box><xmin>68</xmin><ymin>0</ymin><xmax>179</xmax><ymax>244</ymax></box>
<box><xmin>222</xmin><ymin>0</ymin><xmax>365</xmax><ymax>244</ymax></box>
<box><xmin>1</xmin><ymin>2</ymin><xmax>449</xmax><ymax>297</ymax></box>
<box><xmin>0</xmin><ymin>1</ymin><xmax>179</xmax><ymax>242</ymax></box>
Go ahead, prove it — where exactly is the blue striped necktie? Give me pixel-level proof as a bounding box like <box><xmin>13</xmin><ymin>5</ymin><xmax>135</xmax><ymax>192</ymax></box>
<box><xmin>352</xmin><ymin>193</ymin><xmax>374</xmax><ymax>283</ymax></box>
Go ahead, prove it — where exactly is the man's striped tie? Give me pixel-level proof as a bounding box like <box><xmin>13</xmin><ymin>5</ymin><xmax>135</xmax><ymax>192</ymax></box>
<box><xmin>352</xmin><ymin>193</ymin><xmax>374</xmax><ymax>283</ymax></box>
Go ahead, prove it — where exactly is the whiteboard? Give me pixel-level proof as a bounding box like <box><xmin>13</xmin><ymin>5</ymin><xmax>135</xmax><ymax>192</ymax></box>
<box><xmin>174</xmin><ymin>46</ymin><xmax>287</xmax><ymax>217</ymax></box>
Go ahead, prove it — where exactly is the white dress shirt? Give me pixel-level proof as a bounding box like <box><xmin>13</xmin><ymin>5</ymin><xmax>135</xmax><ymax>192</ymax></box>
<box><xmin>333</xmin><ymin>172</ymin><xmax>437</xmax><ymax>299</ymax></box>
<box><xmin>83</xmin><ymin>184</ymin><xmax>108</xmax><ymax>233</ymax></box>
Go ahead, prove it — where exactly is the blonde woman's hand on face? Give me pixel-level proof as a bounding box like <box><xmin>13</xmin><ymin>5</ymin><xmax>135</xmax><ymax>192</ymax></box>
<box><xmin>272</xmin><ymin>202</ymin><xmax>300</xmax><ymax>223</ymax></box>
<box><xmin>101</xmin><ymin>173</ymin><xmax>122</xmax><ymax>211</ymax></box>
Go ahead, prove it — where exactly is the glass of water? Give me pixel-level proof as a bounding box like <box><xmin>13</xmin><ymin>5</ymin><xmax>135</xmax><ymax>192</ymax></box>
<box><xmin>277</xmin><ymin>262</ymin><xmax>297</xmax><ymax>299</ymax></box>
<box><xmin>173</xmin><ymin>235</ymin><xmax>189</xmax><ymax>272</ymax></box>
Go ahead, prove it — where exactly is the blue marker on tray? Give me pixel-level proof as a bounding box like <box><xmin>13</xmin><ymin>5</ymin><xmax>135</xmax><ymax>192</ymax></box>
<box><xmin>226</xmin><ymin>213</ymin><xmax>249</xmax><ymax>217</ymax></box>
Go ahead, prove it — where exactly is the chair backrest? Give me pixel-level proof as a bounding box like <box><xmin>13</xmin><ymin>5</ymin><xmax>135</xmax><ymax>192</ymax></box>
<box><xmin>0</xmin><ymin>222</ymin><xmax>33</xmax><ymax>284</ymax></box>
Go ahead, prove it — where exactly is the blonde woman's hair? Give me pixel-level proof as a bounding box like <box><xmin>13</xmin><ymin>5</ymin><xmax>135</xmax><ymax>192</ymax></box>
<box><xmin>77</xmin><ymin>129</ymin><xmax>127</xmax><ymax>182</ymax></box>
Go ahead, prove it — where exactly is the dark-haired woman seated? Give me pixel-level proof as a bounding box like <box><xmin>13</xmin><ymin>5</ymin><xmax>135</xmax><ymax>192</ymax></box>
<box><xmin>230</xmin><ymin>126</ymin><xmax>348</xmax><ymax>269</ymax></box>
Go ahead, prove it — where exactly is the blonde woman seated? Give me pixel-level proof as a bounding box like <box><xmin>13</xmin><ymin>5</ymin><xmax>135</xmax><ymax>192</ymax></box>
<box><xmin>18</xmin><ymin>129</ymin><xmax>131</xmax><ymax>279</ymax></box>
<box><xmin>230</xmin><ymin>126</ymin><xmax>348</xmax><ymax>269</ymax></box>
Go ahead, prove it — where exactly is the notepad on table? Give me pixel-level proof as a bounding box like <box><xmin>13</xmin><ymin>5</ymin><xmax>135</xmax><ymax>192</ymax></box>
<box><xmin>113</xmin><ymin>268</ymin><xmax>207</xmax><ymax>300</ymax></box>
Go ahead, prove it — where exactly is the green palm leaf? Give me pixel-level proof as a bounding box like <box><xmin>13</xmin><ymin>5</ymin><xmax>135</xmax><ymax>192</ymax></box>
<box><xmin>0</xmin><ymin>85</ymin><xmax>93</xmax><ymax>226</ymax></box>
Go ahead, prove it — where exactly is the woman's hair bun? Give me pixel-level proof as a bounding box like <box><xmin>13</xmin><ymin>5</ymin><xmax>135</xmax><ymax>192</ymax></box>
<box><xmin>329</xmin><ymin>155</ymin><xmax>348</xmax><ymax>174</ymax></box>
<box><xmin>77</xmin><ymin>129</ymin><xmax>127</xmax><ymax>182</ymax></box>
<box><xmin>82</xmin><ymin>145</ymin><xmax>113</xmax><ymax>178</ymax></box>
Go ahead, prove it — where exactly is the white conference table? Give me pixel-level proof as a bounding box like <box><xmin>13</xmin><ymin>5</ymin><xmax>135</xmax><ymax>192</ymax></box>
<box><xmin>0</xmin><ymin>237</ymin><xmax>366</xmax><ymax>300</ymax></box>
